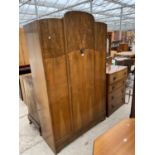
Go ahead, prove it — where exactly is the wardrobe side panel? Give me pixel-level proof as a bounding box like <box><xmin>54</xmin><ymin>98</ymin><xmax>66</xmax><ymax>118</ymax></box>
<box><xmin>24</xmin><ymin>21</ymin><xmax>55</xmax><ymax>151</ymax></box>
<box><xmin>94</xmin><ymin>22</ymin><xmax>107</xmax><ymax>119</ymax></box>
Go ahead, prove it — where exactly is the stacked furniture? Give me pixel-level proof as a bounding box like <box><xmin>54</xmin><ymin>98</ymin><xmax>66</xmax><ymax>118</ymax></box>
<box><xmin>106</xmin><ymin>65</ymin><xmax>127</xmax><ymax>116</ymax></box>
<box><xmin>19</xmin><ymin>27</ymin><xmax>30</xmax><ymax>67</ymax></box>
<box><xmin>24</xmin><ymin>11</ymin><xmax>107</xmax><ymax>153</ymax></box>
<box><xmin>19</xmin><ymin>27</ymin><xmax>31</xmax><ymax>101</ymax></box>
<box><xmin>118</xmin><ymin>43</ymin><xmax>129</xmax><ymax>52</ymax></box>
<box><xmin>20</xmin><ymin>74</ymin><xmax>41</xmax><ymax>134</ymax></box>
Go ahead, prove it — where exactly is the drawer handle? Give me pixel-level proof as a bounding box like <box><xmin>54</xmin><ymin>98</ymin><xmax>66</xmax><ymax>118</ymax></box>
<box><xmin>113</xmin><ymin>77</ymin><xmax>116</xmax><ymax>81</ymax></box>
<box><xmin>111</xmin><ymin>96</ymin><xmax>114</xmax><ymax>100</ymax></box>
<box><xmin>80</xmin><ymin>48</ymin><xmax>85</xmax><ymax>56</ymax></box>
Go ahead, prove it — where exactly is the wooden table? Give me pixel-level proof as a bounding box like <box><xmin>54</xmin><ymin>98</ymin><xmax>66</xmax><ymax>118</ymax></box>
<box><xmin>115</xmin><ymin>51</ymin><xmax>135</xmax><ymax>58</ymax></box>
<box><xmin>93</xmin><ymin>119</ymin><xmax>135</xmax><ymax>155</ymax></box>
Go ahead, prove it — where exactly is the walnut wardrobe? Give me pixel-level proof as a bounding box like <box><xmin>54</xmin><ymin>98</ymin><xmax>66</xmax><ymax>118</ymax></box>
<box><xmin>24</xmin><ymin>11</ymin><xmax>107</xmax><ymax>153</ymax></box>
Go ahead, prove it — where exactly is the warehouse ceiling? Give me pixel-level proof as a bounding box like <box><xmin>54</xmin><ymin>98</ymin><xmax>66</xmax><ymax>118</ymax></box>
<box><xmin>19</xmin><ymin>0</ymin><xmax>135</xmax><ymax>31</ymax></box>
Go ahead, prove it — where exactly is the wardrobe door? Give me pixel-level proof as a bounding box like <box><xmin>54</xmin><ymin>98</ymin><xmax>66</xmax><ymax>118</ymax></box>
<box><xmin>64</xmin><ymin>12</ymin><xmax>95</xmax><ymax>131</ymax></box>
<box><xmin>39</xmin><ymin>19</ymin><xmax>72</xmax><ymax>142</ymax></box>
<box><xmin>94</xmin><ymin>22</ymin><xmax>107</xmax><ymax>120</ymax></box>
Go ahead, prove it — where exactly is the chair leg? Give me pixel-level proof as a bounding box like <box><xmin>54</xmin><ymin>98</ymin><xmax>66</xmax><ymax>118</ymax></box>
<box><xmin>128</xmin><ymin>89</ymin><xmax>131</xmax><ymax>104</ymax></box>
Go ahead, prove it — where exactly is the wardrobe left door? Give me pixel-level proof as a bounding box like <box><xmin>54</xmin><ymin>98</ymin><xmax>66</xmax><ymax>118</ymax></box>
<box><xmin>39</xmin><ymin>19</ymin><xmax>73</xmax><ymax>143</ymax></box>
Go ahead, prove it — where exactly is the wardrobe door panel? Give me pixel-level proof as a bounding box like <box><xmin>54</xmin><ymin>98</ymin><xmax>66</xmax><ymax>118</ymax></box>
<box><xmin>64</xmin><ymin>11</ymin><xmax>94</xmax><ymax>52</ymax></box>
<box><xmin>39</xmin><ymin>19</ymin><xmax>65</xmax><ymax>58</ymax></box>
<box><xmin>40</xmin><ymin>19</ymin><xmax>72</xmax><ymax>142</ymax></box>
<box><xmin>64</xmin><ymin>12</ymin><xmax>95</xmax><ymax>131</ymax></box>
<box><xmin>94</xmin><ymin>22</ymin><xmax>107</xmax><ymax>119</ymax></box>
<box><xmin>67</xmin><ymin>50</ymin><xmax>94</xmax><ymax>131</ymax></box>
<box><xmin>44</xmin><ymin>57</ymin><xmax>72</xmax><ymax>142</ymax></box>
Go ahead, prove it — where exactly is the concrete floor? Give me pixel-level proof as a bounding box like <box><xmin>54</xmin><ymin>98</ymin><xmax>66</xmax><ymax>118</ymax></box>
<box><xmin>19</xmin><ymin>90</ymin><xmax>132</xmax><ymax>155</ymax></box>
<box><xmin>20</xmin><ymin>73</ymin><xmax>134</xmax><ymax>155</ymax></box>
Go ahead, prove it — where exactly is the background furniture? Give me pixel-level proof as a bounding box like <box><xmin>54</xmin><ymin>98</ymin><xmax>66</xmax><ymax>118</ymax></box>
<box><xmin>19</xmin><ymin>27</ymin><xmax>30</xmax><ymax>67</ymax></box>
<box><xmin>115</xmin><ymin>57</ymin><xmax>135</xmax><ymax>73</ymax></box>
<box><xmin>19</xmin><ymin>74</ymin><xmax>30</xmax><ymax>104</ymax></box>
<box><xmin>19</xmin><ymin>66</ymin><xmax>31</xmax><ymax>101</ymax></box>
<box><xmin>24</xmin><ymin>11</ymin><xmax>107</xmax><ymax>153</ymax></box>
<box><xmin>106</xmin><ymin>65</ymin><xmax>128</xmax><ymax>116</ymax></box>
<box><xmin>111</xmin><ymin>40</ymin><xmax>121</xmax><ymax>51</ymax></box>
<box><xmin>115</xmin><ymin>51</ymin><xmax>135</xmax><ymax>58</ymax></box>
<box><xmin>118</xmin><ymin>43</ymin><xmax>129</xmax><ymax>52</ymax></box>
<box><xmin>130</xmin><ymin>79</ymin><xmax>135</xmax><ymax>118</ymax></box>
<box><xmin>19</xmin><ymin>27</ymin><xmax>31</xmax><ymax>101</ymax></box>
<box><xmin>93</xmin><ymin>119</ymin><xmax>135</xmax><ymax>155</ymax></box>
<box><xmin>106</xmin><ymin>56</ymin><xmax>112</xmax><ymax>65</ymax></box>
<box><xmin>21</xmin><ymin>74</ymin><xmax>41</xmax><ymax>135</ymax></box>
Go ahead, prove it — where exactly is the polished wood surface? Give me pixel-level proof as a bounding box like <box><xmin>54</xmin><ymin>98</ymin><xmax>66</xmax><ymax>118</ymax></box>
<box><xmin>108</xmin><ymin>79</ymin><xmax>125</xmax><ymax>93</ymax></box>
<box><xmin>93</xmin><ymin>119</ymin><xmax>135</xmax><ymax>155</ymax></box>
<box><xmin>19</xmin><ymin>27</ymin><xmax>30</xmax><ymax>66</ymax></box>
<box><xmin>64</xmin><ymin>12</ymin><xmax>95</xmax><ymax>132</ymax></box>
<box><xmin>24</xmin><ymin>11</ymin><xmax>107</xmax><ymax>153</ymax></box>
<box><xmin>94</xmin><ymin>22</ymin><xmax>107</xmax><ymax>120</ymax></box>
<box><xmin>64</xmin><ymin>11</ymin><xmax>94</xmax><ymax>52</ymax></box>
<box><xmin>24</xmin><ymin>21</ymin><xmax>55</xmax><ymax>152</ymax></box>
<box><xmin>40</xmin><ymin>19</ymin><xmax>72</xmax><ymax>143</ymax></box>
<box><xmin>106</xmin><ymin>65</ymin><xmax>127</xmax><ymax>74</ymax></box>
<box><xmin>106</xmin><ymin>65</ymin><xmax>127</xmax><ymax>116</ymax></box>
<box><xmin>115</xmin><ymin>51</ymin><xmax>135</xmax><ymax>58</ymax></box>
<box><xmin>67</xmin><ymin>50</ymin><xmax>95</xmax><ymax>131</ymax></box>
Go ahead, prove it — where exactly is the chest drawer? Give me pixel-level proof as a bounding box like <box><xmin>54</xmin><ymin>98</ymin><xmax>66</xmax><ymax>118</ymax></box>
<box><xmin>108</xmin><ymin>95</ymin><xmax>125</xmax><ymax>116</ymax></box>
<box><xmin>108</xmin><ymin>78</ymin><xmax>126</xmax><ymax>93</ymax></box>
<box><xmin>108</xmin><ymin>86</ymin><xmax>125</xmax><ymax>102</ymax></box>
<box><xmin>106</xmin><ymin>86</ymin><xmax>125</xmax><ymax>116</ymax></box>
<box><xmin>108</xmin><ymin>69</ymin><xmax>127</xmax><ymax>84</ymax></box>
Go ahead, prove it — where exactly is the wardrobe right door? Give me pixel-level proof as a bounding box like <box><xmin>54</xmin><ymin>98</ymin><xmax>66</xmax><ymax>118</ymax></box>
<box><xmin>64</xmin><ymin>11</ymin><xmax>95</xmax><ymax>132</ymax></box>
<box><xmin>94</xmin><ymin>22</ymin><xmax>107</xmax><ymax>120</ymax></box>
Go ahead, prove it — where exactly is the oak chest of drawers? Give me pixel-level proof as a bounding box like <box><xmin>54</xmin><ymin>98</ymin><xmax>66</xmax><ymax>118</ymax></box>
<box><xmin>106</xmin><ymin>65</ymin><xmax>128</xmax><ymax>116</ymax></box>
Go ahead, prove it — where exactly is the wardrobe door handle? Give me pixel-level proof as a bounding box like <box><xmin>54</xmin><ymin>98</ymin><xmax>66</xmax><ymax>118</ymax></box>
<box><xmin>80</xmin><ymin>48</ymin><xmax>85</xmax><ymax>56</ymax></box>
